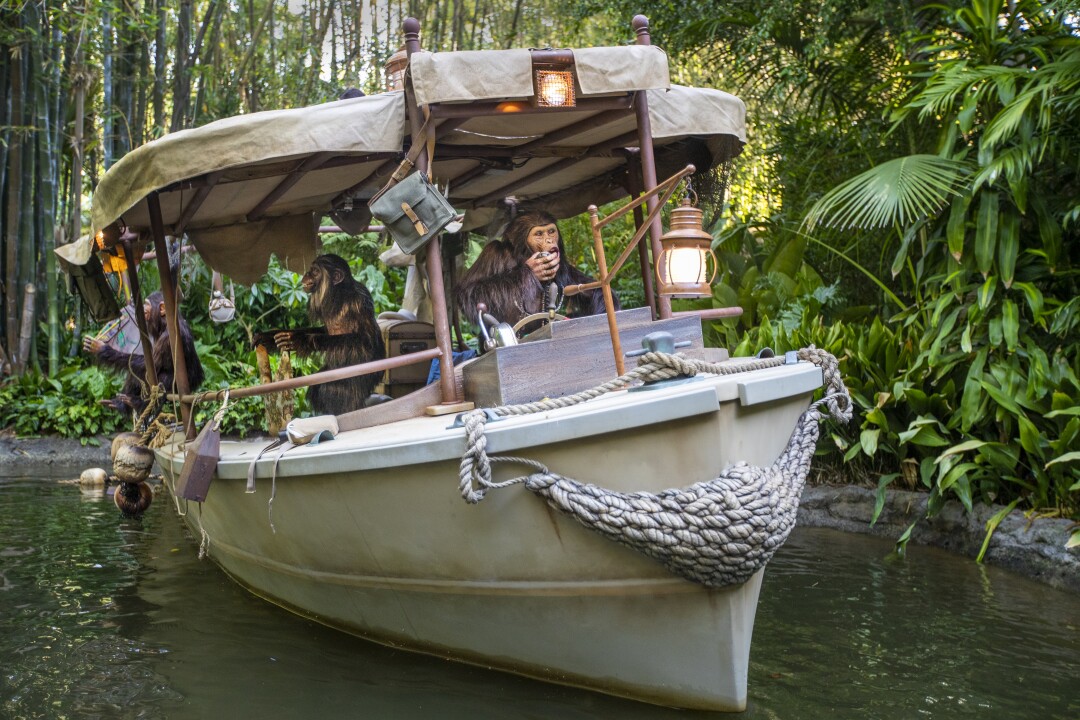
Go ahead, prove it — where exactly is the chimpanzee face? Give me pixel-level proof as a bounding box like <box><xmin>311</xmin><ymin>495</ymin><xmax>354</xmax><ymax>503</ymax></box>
<box><xmin>525</xmin><ymin>224</ymin><xmax>560</xmax><ymax>255</ymax></box>
<box><xmin>301</xmin><ymin>265</ymin><xmax>321</xmax><ymax>293</ymax></box>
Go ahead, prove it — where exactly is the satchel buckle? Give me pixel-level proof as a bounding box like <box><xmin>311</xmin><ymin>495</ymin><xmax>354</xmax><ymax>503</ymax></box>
<box><xmin>401</xmin><ymin>202</ymin><xmax>428</xmax><ymax>236</ymax></box>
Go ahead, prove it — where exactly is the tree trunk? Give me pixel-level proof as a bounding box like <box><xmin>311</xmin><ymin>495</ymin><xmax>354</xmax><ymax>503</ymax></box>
<box><xmin>153</xmin><ymin>0</ymin><xmax>166</xmax><ymax>134</ymax></box>
<box><xmin>102</xmin><ymin>6</ymin><xmax>114</xmax><ymax>167</ymax></box>
<box><xmin>5</xmin><ymin>26</ymin><xmax>24</xmax><ymax>361</ymax></box>
<box><xmin>171</xmin><ymin>0</ymin><xmax>193</xmax><ymax>132</ymax></box>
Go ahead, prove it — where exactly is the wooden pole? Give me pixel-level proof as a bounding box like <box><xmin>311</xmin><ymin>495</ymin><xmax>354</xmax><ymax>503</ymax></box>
<box><xmin>404</xmin><ymin>16</ymin><xmax>459</xmax><ymax>404</ymax></box>
<box><xmin>589</xmin><ymin>206</ymin><xmax>625</xmax><ymax>376</ymax></box>
<box><xmin>119</xmin><ymin>241</ymin><xmax>159</xmax><ymax>387</ymax></box>
<box><xmin>631</xmin><ymin>15</ymin><xmax>671</xmax><ymax>320</ymax></box>
<box><xmin>147</xmin><ymin>192</ymin><xmax>194</xmax><ymax>436</ymax></box>
<box><xmin>626</xmin><ymin>153</ymin><xmax>657</xmax><ymax>318</ymax></box>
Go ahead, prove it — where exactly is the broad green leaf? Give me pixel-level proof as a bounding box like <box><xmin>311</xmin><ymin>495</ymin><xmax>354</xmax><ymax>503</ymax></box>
<box><xmin>1012</xmin><ymin>282</ymin><xmax>1044</xmax><ymax>320</ymax></box>
<box><xmin>976</xmin><ymin>499</ymin><xmax>1021</xmax><ymax>563</ymax></box>
<box><xmin>1067</xmin><ymin>530</ymin><xmax>1080</xmax><ymax>549</ymax></box>
<box><xmin>894</xmin><ymin>520</ymin><xmax>918</xmax><ymax>556</ymax></box>
<box><xmin>804</xmin><ymin>155</ymin><xmax>969</xmax><ymax>230</ymax></box>
<box><xmin>898</xmin><ymin>423</ymin><xmax>950</xmax><ymax>447</ymax></box>
<box><xmin>952</xmin><ymin>476</ymin><xmax>974</xmax><ymax>514</ymax></box>
<box><xmin>1018</xmin><ymin>414</ymin><xmax>1041</xmax><ymax>456</ymax></box>
<box><xmin>870</xmin><ymin>473</ymin><xmax>899</xmax><ymax>527</ymax></box>
<box><xmin>960</xmin><ymin>324</ymin><xmax>972</xmax><ymax>353</ymax></box>
<box><xmin>946</xmin><ymin>193</ymin><xmax>969</xmax><ymax>261</ymax></box>
<box><xmin>860</xmin><ymin>428</ymin><xmax>881</xmax><ymax>457</ymax></box>
<box><xmin>975</xmin><ymin>190</ymin><xmax>998</xmax><ymax>277</ymax></box>
<box><xmin>937</xmin><ymin>439</ymin><xmax>988</xmax><ymax>461</ymax></box>
<box><xmin>1002</xmin><ymin>299</ymin><xmax>1019</xmax><ymax>351</ymax></box>
<box><xmin>939</xmin><ymin>462</ymin><xmax>977</xmax><ymax>492</ymax></box>
<box><xmin>997</xmin><ymin>209</ymin><xmax>1019</xmax><ymax>288</ymax></box>
<box><xmin>1046</xmin><ymin>451</ymin><xmax>1080</xmax><ymax>469</ymax></box>
<box><xmin>977</xmin><ymin>276</ymin><xmax>996</xmax><ymax>310</ymax></box>
<box><xmin>961</xmin><ymin>359</ymin><xmax>986</xmax><ymax>433</ymax></box>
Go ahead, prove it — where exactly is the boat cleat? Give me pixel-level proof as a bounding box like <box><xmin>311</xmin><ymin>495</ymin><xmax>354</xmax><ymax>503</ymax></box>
<box><xmin>626</xmin><ymin>331</ymin><xmax>701</xmax><ymax>392</ymax></box>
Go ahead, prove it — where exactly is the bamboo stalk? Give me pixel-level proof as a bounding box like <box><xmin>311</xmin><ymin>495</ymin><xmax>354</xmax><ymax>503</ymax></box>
<box><xmin>17</xmin><ymin>284</ymin><xmax>36</xmax><ymax>369</ymax></box>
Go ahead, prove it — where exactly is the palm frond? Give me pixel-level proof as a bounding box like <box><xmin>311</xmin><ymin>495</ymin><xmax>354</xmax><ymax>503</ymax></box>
<box><xmin>804</xmin><ymin>155</ymin><xmax>971</xmax><ymax>230</ymax></box>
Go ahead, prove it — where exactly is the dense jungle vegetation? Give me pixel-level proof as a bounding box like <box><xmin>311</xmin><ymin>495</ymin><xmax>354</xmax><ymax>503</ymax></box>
<box><xmin>0</xmin><ymin>1</ymin><xmax>1077</xmax><ymax>543</ymax></box>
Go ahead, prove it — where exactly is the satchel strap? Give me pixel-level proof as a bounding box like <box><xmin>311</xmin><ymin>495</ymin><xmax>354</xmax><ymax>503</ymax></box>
<box><xmin>370</xmin><ymin>114</ymin><xmax>436</xmax><ymax>205</ymax></box>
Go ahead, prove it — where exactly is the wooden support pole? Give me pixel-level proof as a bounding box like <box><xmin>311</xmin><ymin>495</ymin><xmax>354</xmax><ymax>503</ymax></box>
<box><xmin>632</xmin><ymin>15</ymin><xmax>671</xmax><ymax>320</ymax></box>
<box><xmin>405</xmin><ymin>16</ymin><xmax>459</xmax><ymax>404</ymax></box>
<box><xmin>589</xmin><ymin>205</ymin><xmax>625</xmax><ymax>376</ymax></box>
<box><xmin>147</xmin><ymin>192</ymin><xmax>194</xmax><ymax>436</ymax></box>
<box><xmin>626</xmin><ymin>153</ymin><xmax>657</xmax><ymax>318</ymax></box>
<box><xmin>119</xmin><ymin>242</ymin><xmax>158</xmax><ymax>387</ymax></box>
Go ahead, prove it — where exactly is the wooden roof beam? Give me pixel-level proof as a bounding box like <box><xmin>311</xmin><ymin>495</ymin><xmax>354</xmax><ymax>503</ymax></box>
<box><xmin>172</xmin><ymin>170</ymin><xmax>224</xmax><ymax>235</ymax></box>
<box><xmin>465</xmin><ymin>131</ymin><xmax>639</xmax><ymax>206</ymax></box>
<box><xmin>246</xmin><ymin>151</ymin><xmax>334</xmax><ymax>222</ymax></box>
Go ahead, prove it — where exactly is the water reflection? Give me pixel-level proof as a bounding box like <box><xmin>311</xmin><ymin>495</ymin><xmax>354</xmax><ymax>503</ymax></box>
<box><xmin>1</xmin><ymin>479</ymin><xmax>1077</xmax><ymax>719</ymax></box>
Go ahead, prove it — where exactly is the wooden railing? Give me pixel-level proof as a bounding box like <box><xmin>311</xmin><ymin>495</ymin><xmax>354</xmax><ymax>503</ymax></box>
<box><xmin>167</xmin><ymin>347</ymin><xmax>442</xmax><ymax>404</ymax></box>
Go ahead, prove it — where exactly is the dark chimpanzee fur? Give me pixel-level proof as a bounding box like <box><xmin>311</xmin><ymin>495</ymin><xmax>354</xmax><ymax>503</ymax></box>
<box><xmin>273</xmin><ymin>254</ymin><xmax>386</xmax><ymax>417</ymax></box>
<box><xmin>456</xmin><ymin>209</ymin><xmax>616</xmax><ymax>328</ymax></box>
<box><xmin>88</xmin><ymin>290</ymin><xmax>205</xmax><ymax>416</ymax></box>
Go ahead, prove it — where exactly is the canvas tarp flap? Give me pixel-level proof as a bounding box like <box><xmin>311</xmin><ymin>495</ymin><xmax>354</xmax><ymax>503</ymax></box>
<box><xmin>410</xmin><ymin>49</ymin><xmax>534</xmax><ymax>105</ymax></box>
<box><xmin>410</xmin><ymin>46</ymin><xmax>670</xmax><ymax>106</ymax></box>
<box><xmin>91</xmin><ymin>92</ymin><xmax>406</xmax><ymax>235</ymax></box>
<box><xmin>186</xmin><ymin>213</ymin><xmax>318</xmax><ymax>286</ymax></box>
<box><xmin>572</xmin><ymin>46</ymin><xmax>669</xmax><ymax>95</ymax></box>
<box><xmin>647</xmin><ymin>85</ymin><xmax>746</xmax><ymax>143</ymax></box>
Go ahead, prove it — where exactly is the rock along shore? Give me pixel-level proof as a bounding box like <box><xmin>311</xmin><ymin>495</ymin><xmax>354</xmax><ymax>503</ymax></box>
<box><xmin>1</xmin><ymin>434</ymin><xmax>1076</xmax><ymax>593</ymax></box>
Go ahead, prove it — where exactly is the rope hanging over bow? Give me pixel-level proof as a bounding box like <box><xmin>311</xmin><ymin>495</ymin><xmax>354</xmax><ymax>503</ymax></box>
<box><xmin>458</xmin><ymin>347</ymin><xmax>851</xmax><ymax>587</ymax></box>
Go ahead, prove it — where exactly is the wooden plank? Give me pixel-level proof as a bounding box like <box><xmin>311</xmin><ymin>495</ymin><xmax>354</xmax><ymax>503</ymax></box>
<box><xmin>464</xmin><ymin>315</ymin><xmax>705</xmax><ymax>407</ymax></box>
<box><xmin>522</xmin><ymin>306</ymin><xmax>652</xmax><ymax>342</ymax></box>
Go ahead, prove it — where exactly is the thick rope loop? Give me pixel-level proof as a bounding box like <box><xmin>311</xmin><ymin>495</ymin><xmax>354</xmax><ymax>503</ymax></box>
<box><xmin>456</xmin><ymin>347</ymin><xmax>852</xmax><ymax>587</ymax></box>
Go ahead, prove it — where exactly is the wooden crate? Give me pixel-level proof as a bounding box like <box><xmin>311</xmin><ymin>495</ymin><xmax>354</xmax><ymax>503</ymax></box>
<box><xmin>377</xmin><ymin>320</ymin><xmax>436</xmax><ymax>398</ymax></box>
<box><xmin>463</xmin><ymin>308</ymin><xmax>719</xmax><ymax>408</ymax></box>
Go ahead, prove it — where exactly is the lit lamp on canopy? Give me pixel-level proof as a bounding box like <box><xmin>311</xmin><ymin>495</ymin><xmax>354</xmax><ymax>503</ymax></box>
<box><xmin>531</xmin><ymin>50</ymin><xmax>576</xmax><ymax>108</ymax></box>
<box><xmin>655</xmin><ymin>196</ymin><xmax>716</xmax><ymax>298</ymax></box>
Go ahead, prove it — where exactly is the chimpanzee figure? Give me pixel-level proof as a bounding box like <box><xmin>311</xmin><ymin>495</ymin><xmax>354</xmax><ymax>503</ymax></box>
<box><xmin>84</xmin><ymin>291</ymin><xmax>205</xmax><ymax>416</ymax></box>
<box><xmin>269</xmin><ymin>254</ymin><xmax>386</xmax><ymax>416</ymax></box>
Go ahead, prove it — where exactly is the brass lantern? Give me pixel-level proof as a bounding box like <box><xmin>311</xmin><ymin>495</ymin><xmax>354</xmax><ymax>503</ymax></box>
<box><xmin>656</xmin><ymin>198</ymin><xmax>716</xmax><ymax>297</ymax></box>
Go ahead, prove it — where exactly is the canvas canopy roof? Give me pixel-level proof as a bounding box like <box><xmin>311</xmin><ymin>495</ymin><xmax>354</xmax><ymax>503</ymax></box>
<box><xmin>87</xmin><ymin>44</ymin><xmax>746</xmax><ymax>285</ymax></box>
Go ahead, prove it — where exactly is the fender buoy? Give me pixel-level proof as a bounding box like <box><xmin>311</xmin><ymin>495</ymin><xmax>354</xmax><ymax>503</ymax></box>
<box><xmin>114</xmin><ymin>481</ymin><xmax>153</xmax><ymax>517</ymax></box>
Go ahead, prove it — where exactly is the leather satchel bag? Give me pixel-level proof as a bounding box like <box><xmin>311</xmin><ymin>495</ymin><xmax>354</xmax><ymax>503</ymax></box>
<box><xmin>368</xmin><ymin>171</ymin><xmax>456</xmax><ymax>255</ymax></box>
<box><xmin>367</xmin><ymin>116</ymin><xmax>456</xmax><ymax>255</ymax></box>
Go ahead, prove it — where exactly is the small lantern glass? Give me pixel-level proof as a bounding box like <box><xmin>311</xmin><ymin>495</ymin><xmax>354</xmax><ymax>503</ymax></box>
<box><xmin>655</xmin><ymin>198</ymin><xmax>716</xmax><ymax>297</ymax></box>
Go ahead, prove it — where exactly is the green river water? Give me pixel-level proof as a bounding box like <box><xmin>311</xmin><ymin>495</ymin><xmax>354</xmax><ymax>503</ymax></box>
<box><xmin>1</xmin><ymin>477</ymin><xmax>1077</xmax><ymax>719</ymax></box>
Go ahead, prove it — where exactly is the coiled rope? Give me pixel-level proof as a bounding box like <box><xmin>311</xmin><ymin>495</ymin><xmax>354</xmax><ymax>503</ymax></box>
<box><xmin>458</xmin><ymin>347</ymin><xmax>851</xmax><ymax>587</ymax></box>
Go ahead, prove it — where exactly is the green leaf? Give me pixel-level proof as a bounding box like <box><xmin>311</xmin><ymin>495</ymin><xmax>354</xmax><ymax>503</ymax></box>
<box><xmin>899</xmin><ymin>423</ymin><xmax>950</xmax><ymax>447</ymax></box>
<box><xmin>975</xmin><ymin>190</ymin><xmax>998</xmax><ymax>277</ymax></box>
<box><xmin>870</xmin><ymin>473</ymin><xmax>899</xmax><ymax>527</ymax></box>
<box><xmin>860</xmin><ymin>428</ymin><xmax>881</xmax><ymax>457</ymax></box>
<box><xmin>997</xmin><ymin>209</ymin><xmax>1019</xmax><ymax>288</ymax></box>
<box><xmin>937</xmin><ymin>439</ymin><xmax>987</xmax><ymax>461</ymax></box>
<box><xmin>894</xmin><ymin>520</ymin><xmax>918</xmax><ymax>556</ymax></box>
<box><xmin>1002</xmin><ymin>299</ymin><xmax>1019</xmax><ymax>351</ymax></box>
<box><xmin>1046</xmin><ymin>451</ymin><xmax>1080</xmax><ymax>469</ymax></box>
<box><xmin>1067</xmin><ymin>530</ymin><xmax>1080</xmax><ymax>549</ymax></box>
<box><xmin>976</xmin><ymin>499</ymin><xmax>1021</xmax><ymax>563</ymax></box>
<box><xmin>946</xmin><ymin>193</ymin><xmax>969</xmax><ymax>261</ymax></box>
<box><xmin>977</xmin><ymin>276</ymin><xmax>996</xmax><ymax>310</ymax></box>
<box><xmin>804</xmin><ymin>155</ymin><xmax>969</xmax><ymax>230</ymax></box>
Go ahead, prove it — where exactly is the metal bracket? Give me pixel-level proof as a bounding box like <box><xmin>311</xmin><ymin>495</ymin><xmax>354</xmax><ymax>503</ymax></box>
<box><xmin>448</xmin><ymin>408</ymin><xmax>504</xmax><ymax>429</ymax></box>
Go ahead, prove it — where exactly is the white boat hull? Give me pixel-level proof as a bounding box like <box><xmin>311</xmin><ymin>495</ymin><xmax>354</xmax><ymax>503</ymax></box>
<box><xmin>158</xmin><ymin>362</ymin><xmax>821</xmax><ymax>711</ymax></box>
